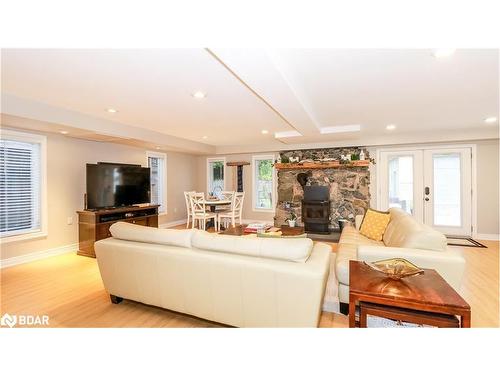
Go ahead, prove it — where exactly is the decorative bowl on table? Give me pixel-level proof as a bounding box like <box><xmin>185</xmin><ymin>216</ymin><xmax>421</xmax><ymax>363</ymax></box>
<box><xmin>364</xmin><ymin>258</ymin><xmax>424</xmax><ymax>280</ymax></box>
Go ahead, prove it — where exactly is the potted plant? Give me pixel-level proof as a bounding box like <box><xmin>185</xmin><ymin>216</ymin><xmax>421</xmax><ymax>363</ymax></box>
<box><xmin>287</xmin><ymin>211</ymin><xmax>297</xmax><ymax>227</ymax></box>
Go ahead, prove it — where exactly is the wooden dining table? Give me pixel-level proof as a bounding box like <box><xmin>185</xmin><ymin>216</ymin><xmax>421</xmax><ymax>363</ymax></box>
<box><xmin>202</xmin><ymin>199</ymin><xmax>231</xmax><ymax>228</ymax></box>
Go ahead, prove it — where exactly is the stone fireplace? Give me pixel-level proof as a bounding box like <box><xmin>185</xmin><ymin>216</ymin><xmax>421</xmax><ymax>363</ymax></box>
<box><xmin>274</xmin><ymin>147</ymin><xmax>371</xmax><ymax>231</ymax></box>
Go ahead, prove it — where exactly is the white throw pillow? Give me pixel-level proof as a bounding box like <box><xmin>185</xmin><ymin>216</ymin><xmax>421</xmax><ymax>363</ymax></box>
<box><xmin>109</xmin><ymin>222</ymin><xmax>195</xmax><ymax>248</ymax></box>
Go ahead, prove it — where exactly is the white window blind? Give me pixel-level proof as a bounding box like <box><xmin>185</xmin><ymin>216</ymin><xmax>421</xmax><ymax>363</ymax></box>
<box><xmin>147</xmin><ymin>153</ymin><xmax>166</xmax><ymax>213</ymax></box>
<box><xmin>0</xmin><ymin>139</ymin><xmax>41</xmax><ymax>237</ymax></box>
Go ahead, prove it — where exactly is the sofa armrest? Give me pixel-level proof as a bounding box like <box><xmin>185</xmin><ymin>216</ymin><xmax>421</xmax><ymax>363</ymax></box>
<box><xmin>357</xmin><ymin>245</ymin><xmax>465</xmax><ymax>292</ymax></box>
<box><xmin>355</xmin><ymin>215</ymin><xmax>364</xmax><ymax>230</ymax></box>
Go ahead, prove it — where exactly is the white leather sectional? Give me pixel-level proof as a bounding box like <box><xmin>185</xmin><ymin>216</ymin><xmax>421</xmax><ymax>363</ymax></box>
<box><xmin>95</xmin><ymin>222</ymin><xmax>331</xmax><ymax>327</ymax></box>
<box><xmin>335</xmin><ymin>207</ymin><xmax>466</xmax><ymax>305</ymax></box>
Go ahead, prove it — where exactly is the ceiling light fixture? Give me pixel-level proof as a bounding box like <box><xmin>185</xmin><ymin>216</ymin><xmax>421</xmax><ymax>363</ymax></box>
<box><xmin>433</xmin><ymin>49</ymin><xmax>456</xmax><ymax>58</ymax></box>
<box><xmin>202</xmin><ymin>135</ymin><xmax>208</xmax><ymax>139</ymax></box>
<box><xmin>261</xmin><ymin>130</ymin><xmax>269</xmax><ymax>135</ymax></box>
<box><xmin>59</xmin><ymin>130</ymin><xmax>69</xmax><ymax>135</ymax></box>
<box><xmin>156</xmin><ymin>146</ymin><xmax>161</xmax><ymax>150</ymax></box>
<box><xmin>484</xmin><ymin>117</ymin><xmax>498</xmax><ymax>124</ymax></box>
<box><xmin>319</xmin><ymin>125</ymin><xmax>361</xmax><ymax>134</ymax></box>
<box><xmin>386</xmin><ymin>124</ymin><xmax>397</xmax><ymax>130</ymax></box>
<box><xmin>274</xmin><ymin>130</ymin><xmax>302</xmax><ymax>138</ymax></box>
<box><xmin>106</xmin><ymin>108</ymin><xmax>118</xmax><ymax>113</ymax></box>
<box><xmin>192</xmin><ymin>91</ymin><xmax>206</xmax><ymax>99</ymax></box>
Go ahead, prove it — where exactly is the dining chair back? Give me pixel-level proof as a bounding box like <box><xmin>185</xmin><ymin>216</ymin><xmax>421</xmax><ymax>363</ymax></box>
<box><xmin>189</xmin><ymin>192</ymin><xmax>206</xmax><ymax>213</ymax></box>
<box><xmin>184</xmin><ymin>191</ymin><xmax>196</xmax><ymax>228</ymax></box>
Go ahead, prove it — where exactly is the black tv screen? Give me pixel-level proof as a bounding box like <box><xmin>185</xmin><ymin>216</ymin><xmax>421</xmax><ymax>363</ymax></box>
<box><xmin>86</xmin><ymin>163</ymin><xmax>151</xmax><ymax>209</ymax></box>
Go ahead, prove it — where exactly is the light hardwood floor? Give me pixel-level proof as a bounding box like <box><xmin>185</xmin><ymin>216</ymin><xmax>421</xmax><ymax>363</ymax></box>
<box><xmin>1</xmin><ymin>235</ymin><xmax>498</xmax><ymax>328</ymax></box>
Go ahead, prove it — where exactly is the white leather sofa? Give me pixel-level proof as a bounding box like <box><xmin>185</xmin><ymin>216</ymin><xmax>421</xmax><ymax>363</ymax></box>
<box><xmin>336</xmin><ymin>208</ymin><xmax>466</xmax><ymax>309</ymax></box>
<box><xmin>94</xmin><ymin>222</ymin><xmax>331</xmax><ymax>327</ymax></box>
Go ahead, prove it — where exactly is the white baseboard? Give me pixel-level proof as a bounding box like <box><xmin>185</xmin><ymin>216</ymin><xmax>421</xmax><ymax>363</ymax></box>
<box><xmin>160</xmin><ymin>219</ymin><xmax>188</xmax><ymax>228</ymax></box>
<box><xmin>474</xmin><ymin>233</ymin><xmax>500</xmax><ymax>241</ymax></box>
<box><xmin>0</xmin><ymin>243</ymin><xmax>78</xmax><ymax>269</ymax></box>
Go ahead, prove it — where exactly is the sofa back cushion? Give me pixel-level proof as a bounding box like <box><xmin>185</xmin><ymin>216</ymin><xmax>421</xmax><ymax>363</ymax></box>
<box><xmin>109</xmin><ymin>222</ymin><xmax>194</xmax><ymax>248</ymax></box>
<box><xmin>192</xmin><ymin>231</ymin><xmax>313</xmax><ymax>263</ymax></box>
<box><xmin>383</xmin><ymin>208</ymin><xmax>447</xmax><ymax>251</ymax></box>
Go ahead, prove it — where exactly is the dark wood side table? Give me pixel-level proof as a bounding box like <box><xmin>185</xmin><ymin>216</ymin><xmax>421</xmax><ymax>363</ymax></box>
<box><xmin>349</xmin><ymin>260</ymin><xmax>471</xmax><ymax>328</ymax></box>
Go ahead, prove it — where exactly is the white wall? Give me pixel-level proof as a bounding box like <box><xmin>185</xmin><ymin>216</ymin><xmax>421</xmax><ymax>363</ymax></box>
<box><xmin>1</xmin><ymin>128</ymin><xmax>198</xmax><ymax>260</ymax></box>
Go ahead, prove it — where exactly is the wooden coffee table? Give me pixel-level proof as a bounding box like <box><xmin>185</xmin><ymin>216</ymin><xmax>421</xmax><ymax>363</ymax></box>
<box><xmin>220</xmin><ymin>224</ymin><xmax>305</xmax><ymax>237</ymax></box>
<box><xmin>349</xmin><ymin>260</ymin><xmax>471</xmax><ymax>328</ymax></box>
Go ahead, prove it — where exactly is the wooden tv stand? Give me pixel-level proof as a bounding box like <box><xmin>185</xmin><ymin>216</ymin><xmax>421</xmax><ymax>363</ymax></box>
<box><xmin>77</xmin><ymin>205</ymin><xmax>159</xmax><ymax>258</ymax></box>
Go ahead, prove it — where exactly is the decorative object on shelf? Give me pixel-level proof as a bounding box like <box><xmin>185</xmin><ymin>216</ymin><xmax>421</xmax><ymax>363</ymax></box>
<box><xmin>351</xmin><ymin>153</ymin><xmax>360</xmax><ymax>161</ymax></box>
<box><xmin>359</xmin><ymin>150</ymin><xmax>366</xmax><ymax>161</ymax></box>
<box><xmin>289</xmin><ymin>156</ymin><xmax>300</xmax><ymax>163</ymax></box>
<box><xmin>363</xmin><ymin>258</ymin><xmax>424</xmax><ymax>280</ymax></box>
<box><xmin>287</xmin><ymin>211</ymin><xmax>298</xmax><ymax>227</ymax></box>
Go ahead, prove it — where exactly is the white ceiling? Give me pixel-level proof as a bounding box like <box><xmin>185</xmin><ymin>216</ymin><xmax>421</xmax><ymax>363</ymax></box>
<box><xmin>1</xmin><ymin>48</ymin><xmax>498</xmax><ymax>154</ymax></box>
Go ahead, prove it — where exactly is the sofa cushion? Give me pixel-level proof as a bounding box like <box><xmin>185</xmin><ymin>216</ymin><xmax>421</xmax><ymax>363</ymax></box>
<box><xmin>192</xmin><ymin>230</ymin><xmax>313</xmax><ymax>263</ymax></box>
<box><xmin>383</xmin><ymin>208</ymin><xmax>447</xmax><ymax>251</ymax></box>
<box><xmin>359</xmin><ymin>208</ymin><xmax>391</xmax><ymax>241</ymax></box>
<box><xmin>109</xmin><ymin>222</ymin><xmax>195</xmax><ymax>248</ymax></box>
<box><xmin>339</xmin><ymin>225</ymin><xmax>383</xmax><ymax>247</ymax></box>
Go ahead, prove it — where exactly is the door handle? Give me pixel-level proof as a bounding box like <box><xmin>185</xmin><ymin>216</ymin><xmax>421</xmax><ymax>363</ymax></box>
<box><xmin>424</xmin><ymin>187</ymin><xmax>430</xmax><ymax>195</ymax></box>
<box><xmin>425</xmin><ymin>197</ymin><xmax>430</xmax><ymax>201</ymax></box>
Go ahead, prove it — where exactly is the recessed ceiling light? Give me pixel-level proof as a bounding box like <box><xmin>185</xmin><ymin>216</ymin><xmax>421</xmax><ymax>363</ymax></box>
<box><xmin>202</xmin><ymin>135</ymin><xmax>208</xmax><ymax>139</ymax></box>
<box><xmin>386</xmin><ymin>124</ymin><xmax>397</xmax><ymax>130</ymax></box>
<box><xmin>261</xmin><ymin>130</ymin><xmax>269</xmax><ymax>135</ymax></box>
<box><xmin>106</xmin><ymin>108</ymin><xmax>118</xmax><ymax>113</ymax></box>
<box><xmin>319</xmin><ymin>125</ymin><xmax>361</xmax><ymax>134</ymax></box>
<box><xmin>433</xmin><ymin>49</ymin><xmax>456</xmax><ymax>58</ymax></box>
<box><xmin>59</xmin><ymin>130</ymin><xmax>69</xmax><ymax>135</ymax></box>
<box><xmin>274</xmin><ymin>130</ymin><xmax>302</xmax><ymax>138</ymax></box>
<box><xmin>484</xmin><ymin>117</ymin><xmax>498</xmax><ymax>124</ymax></box>
<box><xmin>192</xmin><ymin>91</ymin><xmax>206</xmax><ymax>99</ymax></box>
<box><xmin>155</xmin><ymin>146</ymin><xmax>161</xmax><ymax>150</ymax></box>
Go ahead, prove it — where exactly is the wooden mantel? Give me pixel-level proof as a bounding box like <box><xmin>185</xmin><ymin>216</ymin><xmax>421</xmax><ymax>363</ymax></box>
<box><xmin>274</xmin><ymin>160</ymin><xmax>369</xmax><ymax>170</ymax></box>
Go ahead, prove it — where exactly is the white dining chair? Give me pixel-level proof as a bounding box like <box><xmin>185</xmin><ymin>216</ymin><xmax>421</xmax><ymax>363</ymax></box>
<box><xmin>189</xmin><ymin>192</ymin><xmax>218</xmax><ymax>231</ymax></box>
<box><xmin>217</xmin><ymin>192</ymin><xmax>244</xmax><ymax>231</ymax></box>
<box><xmin>184</xmin><ymin>191</ymin><xmax>196</xmax><ymax>228</ymax></box>
<box><xmin>216</xmin><ymin>191</ymin><xmax>234</xmax><ymax>212</ymax></box>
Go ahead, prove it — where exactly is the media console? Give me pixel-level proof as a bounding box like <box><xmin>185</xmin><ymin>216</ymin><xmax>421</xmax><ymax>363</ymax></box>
<box><xmin>77</xmin><ymin>205</ymin><xmax>160</xmax><ymax>258</ymax></box>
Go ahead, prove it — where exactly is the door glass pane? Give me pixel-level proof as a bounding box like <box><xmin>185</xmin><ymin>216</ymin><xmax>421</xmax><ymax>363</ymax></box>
<box><xmin>388</xmin><ymin>156</ymin><xmax>414</xmax><ymax>215</ymax></box>
<box><xmin>433</xmin><ymin>153</ymin><xmax>461</xmax><ymax>226</ymax></box>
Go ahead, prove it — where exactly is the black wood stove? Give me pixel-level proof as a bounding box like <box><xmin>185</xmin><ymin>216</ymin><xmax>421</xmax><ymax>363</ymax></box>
<box><xmin>301</xmin><ymin>186</ymin><xmax>331</xmax><ymax>234</ymax></box>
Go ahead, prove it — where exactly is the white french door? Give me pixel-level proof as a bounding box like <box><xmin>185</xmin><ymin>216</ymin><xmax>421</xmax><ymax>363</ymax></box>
<box><xmin>379</xmin><ymin>147</ymin><xmax>472</xmax><ymax>236</ymax></box>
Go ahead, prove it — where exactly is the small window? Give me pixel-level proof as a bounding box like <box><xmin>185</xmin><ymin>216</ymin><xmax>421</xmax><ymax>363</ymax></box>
<box><xmin>207</xmin><ymin>158</ymin><xmax>225</xmax><ymax>197</ymax></box>
<box><xmin>1</xmin><ymin>130</ymin><xmax>46</xmax><ymax>241</ymax></box>
<box><xmin>147</xmin><ymin>152</ymin><xmax>167</xmax><ymax>213</ymax></box>
<box><xmin>252</xmin><ymin>155</ymin><xmax>275</xmax><ymax>211</ymax></box>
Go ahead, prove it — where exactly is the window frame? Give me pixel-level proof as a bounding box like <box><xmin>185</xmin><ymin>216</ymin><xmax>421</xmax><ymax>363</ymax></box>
<box><xmin>206</xmin><ymin>157</ymin><xmax>226</xmax><ymax>195</ymax></box>
<box><xmin>146</xmin><ymin>151</ymin><xmax>167</xmax><ymax>214</ymax></box>
<box><xmin>0</xmin><ymin>129</ymin><xmax>47</xmax><ymax>244</ymax></box>
<box><xmin>252</xmin><ymin>154</ymin><xmax>276</xmax><ymax>213</ymax></box>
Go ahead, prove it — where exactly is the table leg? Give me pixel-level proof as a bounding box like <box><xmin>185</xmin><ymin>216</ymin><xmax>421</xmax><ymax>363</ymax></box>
<box><xmin>359</xmin><ymin>303</ymin><xmax>367</xmax><ymax>328</ymax></box>
<box><xmin>349</xmin><ymin>295</ymin><xmax>356</xmax><ymax>328</ymax></box>
<box><xmin>461</xmin><ymin>311</ymin><xmax>471</xmax><ymax>328</ymax></box>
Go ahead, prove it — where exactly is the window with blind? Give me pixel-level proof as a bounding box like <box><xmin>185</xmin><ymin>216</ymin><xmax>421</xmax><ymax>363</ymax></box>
<box><xmin>0</xmin><ymin>130</ymin><xmax>46</xmax><ymax>240</ymax></box>
<box><xmin>147</xmin><ymin>152</ymin><xmax>166</xmax><ymax>213</ymax></box>
<box><xmin>207</xmin><ymin>158</ymin><xmax>225</xmax><ymax>197</ymax></box>
<box><xmin>252</xmin><ymin>155</ymin><xmax>275</xmax><ymax>211</ymax></box>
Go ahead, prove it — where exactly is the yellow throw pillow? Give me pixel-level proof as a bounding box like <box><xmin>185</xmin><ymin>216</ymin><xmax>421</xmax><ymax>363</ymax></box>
<box><xmin>359</xmin><ymin>209</ymin><xmax>391</xmax><ymax>241</ymax></box>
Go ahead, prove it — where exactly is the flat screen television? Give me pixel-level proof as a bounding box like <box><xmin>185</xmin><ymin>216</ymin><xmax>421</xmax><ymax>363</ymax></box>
<box><xmin>86</xmin><ymin>163</ymin><xmax>151</xmax><ymax>209</ymax></box>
